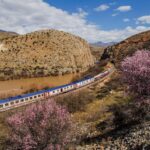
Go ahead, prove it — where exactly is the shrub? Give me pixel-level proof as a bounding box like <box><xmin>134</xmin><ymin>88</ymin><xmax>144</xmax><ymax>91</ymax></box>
<box><xmin>6</xmin><ymin>99</ymin><xmax>72</xmax><ymax>150</ymax></box>
<box><xmin>96</xmin><ymin>75</ymin><xmax>121</xmax><ymax>99</ymax></box>
<box><xmin>110</xmin><ymin>99</ymin><xmax>150</xmax><ymax>129</ymax></box>
<box><xmin>121</xmin><ymin>50</ymin><xmax>150</xmax><ymax>98</ymax></box>
<box><xmin>56</xmin><ymin>90</ymin><xmax>95</xmax><ymax>113</ymax></box>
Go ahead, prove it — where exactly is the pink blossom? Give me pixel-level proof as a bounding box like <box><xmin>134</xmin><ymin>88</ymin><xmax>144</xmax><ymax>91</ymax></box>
<box><xmin>121</xmin><ymin>50</ymin><xmax>150</xmax><ymax>98</ymax></box>
<box><xmin>7</xmin><ymin>99</ymin><xmax>72</xmax><ymax>150</ymax></box>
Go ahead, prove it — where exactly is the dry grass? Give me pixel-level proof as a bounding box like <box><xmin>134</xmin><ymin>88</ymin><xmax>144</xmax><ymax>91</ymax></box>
<box><xmin>56</xmin><ymin>89</ymin><xmax>95</xmax><ymax>113</ymax></box>
<box><xmin>72</xmin><ymin>90</ymin><xmax>124</xmax><ymax>124</ymax></box>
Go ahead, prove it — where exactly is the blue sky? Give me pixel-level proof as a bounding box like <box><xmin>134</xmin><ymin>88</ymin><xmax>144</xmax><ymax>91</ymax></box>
<box><xmin>45</xmin><ymin>0</ymin><xmax>150</xmax><ymax>30</ymax></box>
<box><xmin>0</xmin><ymin>0</ymin><xmax>150</xmax><ymax>42</ymax></box>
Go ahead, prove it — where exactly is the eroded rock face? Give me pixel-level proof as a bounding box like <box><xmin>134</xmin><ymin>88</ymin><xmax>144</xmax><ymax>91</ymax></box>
<box><xmin>0</xmin><ymin>30</ymin><xmax>94</xmax><ymax>80</ymax></box>
<box><xmin>101</xmin><ymin>30</ymin><xmax>150</xmax><ymax>64</ymax></box>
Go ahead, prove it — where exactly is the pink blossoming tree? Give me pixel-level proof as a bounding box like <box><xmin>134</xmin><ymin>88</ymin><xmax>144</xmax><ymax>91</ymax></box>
<box><xmin>7</xmin><ymin>99</ymin><xmax>72</xmax><ymax>150</ymax></box>
<box><xmin>121</xmin><ymin>50</ymin><xmax>150</xmax><ymax>98</ymax></box>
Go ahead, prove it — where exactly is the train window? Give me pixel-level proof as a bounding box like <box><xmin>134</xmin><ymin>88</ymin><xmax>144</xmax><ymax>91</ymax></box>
<box><xmin>53</xmin><ymin>91</ymin><xmax>55</xmax><ymax>93</ymax></box>
<box><xmin>16</xmin><ymin>100</ymin><xmax>19</xmax><ymax>103</ymax></box>
<box><xmin>34</xmin><ymin>96</ymin><xmax>37</xmax><ymax>98</ymax></box>
<box><xmin>0</xmin><ymin>105</ymin><xmax>3</xmax><ymax>108</ymax></box>
<box><xmin>38</xmin><ymin>95</ymin><xmax>41</xmax><ymax>97</ymax></box>
<box><xmin>30</xmin><ymin>97</ymin><xmax>33</xmax><ymax>99</ymax></box>
<box><xmin>10</xmin><ymin>102</ymin><xmax>14</xmax><ymax>105</ymax></box>
<box><xmin>5</xmin><ymin>103</ymin><xmax>9</xmax><ymax>106</ymax></box>
<box><xmin>21</xmin><ymin>99</ymin><xmax>24</xmax><ymax>102</ymax></box>
<box><xmin>25</xmin><ymin>98</ymin><xmax>28</xmax><ymax>101</ymax></box>
<box><xmin>42</xmin><ymin>94</ymin><xmax>44</xmax><ymax>96</ymax></box>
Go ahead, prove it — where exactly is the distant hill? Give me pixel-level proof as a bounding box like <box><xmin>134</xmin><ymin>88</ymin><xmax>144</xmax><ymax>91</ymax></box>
<box><xmin>90</xmin><ymin>45</ymin><xmax>105</xmax><ymax>61</ymax></box>
<box><xmin>0</xmin><ymin>30</ymin><xmax>18</xmax><ymax>41</ymax></box>
<box><xmin>0</xmin><ymin>29</ymin><xmax>94</xmax><ymax>80</ymax></box>
<box><xmin>101</xmin><ymin>30</ymin><xmax>150</xmax><ymax>64</ymax></box>
<box><xmin>91</xmin><ymin>41</ymin><xmax>116</xmax><ymax>47</ymax></box>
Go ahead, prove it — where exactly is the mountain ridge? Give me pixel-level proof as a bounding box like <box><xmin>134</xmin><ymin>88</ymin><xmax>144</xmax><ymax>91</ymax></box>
<box><xmin>0</xmin><ymin>30</ymin><xmax>18</xmax><ymax>41</ymax></box>
<box><xmin>101</xmin><ymin>30</ymin><xmax>150</xmax><ymax>63</ymax></box>
<box><xmin>91</xmin><ymin>41</ymin><xmax>117</xmax><ymax>47</ymax></box>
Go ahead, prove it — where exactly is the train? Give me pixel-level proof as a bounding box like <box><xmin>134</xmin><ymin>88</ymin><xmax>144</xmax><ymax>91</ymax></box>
<box><xmin>0</xmin><ymin>69</ymin><xmax>112</xmax><ymax>112</ymax></box>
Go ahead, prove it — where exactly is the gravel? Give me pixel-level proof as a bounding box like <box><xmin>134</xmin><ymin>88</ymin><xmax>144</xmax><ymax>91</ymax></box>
<box><xmin>76</xmin><ymin>121</ymin><xmax>150</xmax><ymax>150</ymax></box>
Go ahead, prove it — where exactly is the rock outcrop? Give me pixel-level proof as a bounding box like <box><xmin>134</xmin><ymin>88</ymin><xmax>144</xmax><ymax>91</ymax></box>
<box><xmin>101</xmin><ymin>30</ymin><xmax>150</xmax><ymax>64</ymax></box>
<box><xmin>0</xmin><ymin>30</ymin><xmax>94</xmax><ymax>80</ymax></box>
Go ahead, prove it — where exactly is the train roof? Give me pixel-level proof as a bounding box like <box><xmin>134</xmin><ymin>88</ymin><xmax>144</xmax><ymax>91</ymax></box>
<box><xmin>0</xmin><ymin>76</ymin><xmax>93</xmax><ymax>104</ymax></box>
<box><xmin>72</xmin><ymin>76</ymin><xmax>92</xmax><ymax>84</ymax></box>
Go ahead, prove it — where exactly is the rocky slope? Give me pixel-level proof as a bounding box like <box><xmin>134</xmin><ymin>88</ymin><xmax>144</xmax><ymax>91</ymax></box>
<box><xmin>90</xmin><ymin>46</ymin><xmax>104</xmax><ymax>61</ymax></box>
<box><xmin>0</xmin><ymin>30</ymin><xmax>18</xmax><ymax>41</ymax></box>
<box><xmin>101</xmin><ymin>30</ymin><xmax>150</xmax><ymax>63</ymax></box>
<box><xmin>76</xmin><ymin>121</ymin><xmax>150</xmax><ymax>150</ymax></box>
<box><xmin>0</xmin><ymin>30</ymin><xmax>94</xmax><ymax>80</ymax></box>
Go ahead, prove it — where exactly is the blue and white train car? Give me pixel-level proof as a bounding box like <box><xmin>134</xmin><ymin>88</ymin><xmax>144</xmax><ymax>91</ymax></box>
<box><xmin>0</xmin><ymin>90</ymin><xmax>45</xmax><ymax>111</ymax></box>
<box><xmin>94</xmin><ymin>71</ymin><xmax>109</xmax><ymax>80</ymax></box>
<box><xmin>0</xmin><ymin>82</ymin><xmax>76</xmax><ymax>112</ymax></box>
<box><xmin>74</xmin><ymin>77</ymin><xmax>94</xmax><ymax>88</ymax></box>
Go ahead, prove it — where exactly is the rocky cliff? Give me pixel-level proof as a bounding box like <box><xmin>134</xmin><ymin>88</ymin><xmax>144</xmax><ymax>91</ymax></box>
<box><xmin>0</xmin><ymin>30</ymin><xmax>94</xmax><ymax>80</ymax></box>
<box><xmin>101</xmin><ymin>30</ymin><xmax>150</xmax><ymax>63</ymax></box>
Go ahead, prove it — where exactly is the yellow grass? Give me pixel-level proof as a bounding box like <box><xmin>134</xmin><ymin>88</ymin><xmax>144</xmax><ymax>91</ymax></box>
<box><xmin>72</xmin><ymin>90</ymin><xmax>124</xmax><ymax>124</ymax></box>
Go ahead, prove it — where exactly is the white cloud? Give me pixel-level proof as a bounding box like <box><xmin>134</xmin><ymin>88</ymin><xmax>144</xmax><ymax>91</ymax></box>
<box><xmin>73</xmin><ymin>8</ymin><xmax>88</xmax><ymax>18</ymax></box>
<box><xmin>112</xmin><ymin>13</ymin><xmax>118</xmax><ymax>17</ymax></box>
<box><xmin>95</xmin><ymin>4</ymin><xmax>110</xmax><ymax>12</ymax></box>
<box><xmin>116</xmin><ymin>6</ymin><xmax>132</xmax><ymax>12</ymax></box>
<box><xmin>137</xmin><ymin>15</ymin><xmax>150</xmax><ymax>24</ymax></box>
<box><xmin>0</xmin><ymin>0</ymin><xmax>149</xmax><ymax>43</ymax></box>
<box><xmin>123</xmin><ymin>18</ymin><xmax>130</xmax><ymax>22</ymax></box>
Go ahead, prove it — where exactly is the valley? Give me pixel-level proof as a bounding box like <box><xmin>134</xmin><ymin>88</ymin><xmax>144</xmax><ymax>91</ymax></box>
<box><xmin>0</xmin><ymin>29</ymin><xmax>149</xmax><ymax>150</ymax></box>
<box><xmin>0</xmin><ymin>1</ymin><xmax>150</xmax><ymax>149</ymax></box>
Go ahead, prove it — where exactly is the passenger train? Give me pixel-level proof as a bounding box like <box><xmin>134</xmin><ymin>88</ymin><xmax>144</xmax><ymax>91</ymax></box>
<box><xmin>0</xmin><ymin>69</ymin><xmax>111</xmax><ymax>112</ymax></box>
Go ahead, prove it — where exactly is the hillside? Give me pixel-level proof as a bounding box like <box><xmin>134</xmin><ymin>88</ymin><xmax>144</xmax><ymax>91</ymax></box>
<box><xmin>0</xmin><ymin>30</ymin><xmax>18</xmax><ymax>41</ymax></box>
<box><xmin>101</xmin><ymin>30</ymin><xmax>150</xmax><ymax>63</ymax></box>
<box><xmin>90</xmin><ymin>45</ymin><xmax>105</xmax><ymax>61</ymax></box>
<box><xmin>0</xmin><ymin>30</ymin><xmax>94</xmax><ymax>80</ymax></box>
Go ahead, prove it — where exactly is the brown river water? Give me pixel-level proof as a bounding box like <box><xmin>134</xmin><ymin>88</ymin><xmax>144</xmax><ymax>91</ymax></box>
<box><xmin>0</xmin><ymin>74</ymin><xmax>79</xmax><ymax>99</ymax></box>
